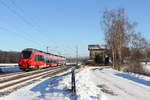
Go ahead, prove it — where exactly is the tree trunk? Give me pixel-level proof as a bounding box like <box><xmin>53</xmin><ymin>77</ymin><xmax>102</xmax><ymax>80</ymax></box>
<box><xmin>112</xmin><ymin>48</ymin><xmax>115</xmax><ymax>69</ymax></box>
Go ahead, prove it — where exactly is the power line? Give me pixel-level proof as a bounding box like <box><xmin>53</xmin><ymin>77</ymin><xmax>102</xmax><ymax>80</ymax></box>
<box><xmin>0</xmin><ymin>0</ymin><xmax>68</xmax><ymax>53</ymax></box>
<box><xmin>76</xmin><ymin>46</ymin><xmax>78</xmax><ymax>65</ymax></box>
<box><xmin>7</xmin><ymin>0</ymin><xmax>58</xmax><ymax>45</ymax></box>
<box><xmin>0</xmin><ymin>0</ymin><xmax>52</xmax><ymax>45</ymax></box>
<box><xmin>46</xmin><ymin>46</ymin><xmax>63</xmax><ymax>55</ymax></box>
<box><xmin>0</xmin><ymin>0</ymin><xmax>44</xmax><ymax>44</ymax></box>
<box><xmin>0</xmin><ymin>0</ymin><xmax>33</xmax><ymax>27</ymax></box>
<box><xmin>0</xmin><ymin>26</ymin><xmax>45</xmax><ymax>47</ymax></box>
<box><xmin>8</xmin><ymin>0</ymin><xmax>26</xmax><ymax>14</ymax></box>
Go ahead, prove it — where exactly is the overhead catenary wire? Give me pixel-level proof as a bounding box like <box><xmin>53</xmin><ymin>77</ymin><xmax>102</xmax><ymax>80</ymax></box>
<box><xmin>0</xmin><ymin>26</ymin><xmax>68</xmax><ymax>56</ymax></box>
<box><xmin>0</xmin><ymin>0</ymin><xmax>74</xmax><ymax>56</ymax></box>
<box><xmin>0</xmin><ymin>0</ymin><xmax>55</xmax><ymax>46</ymax></box>
<box><xmin>0</xmin><ymin>0</ymin><xmax>45</xmax><ymax>44</ymax></box>
<box><xmin>6</xmin><ymin>0</ymin><xmax>58</xmax><ymax>46</ymax></box>
<box><xmin>0</xmin><ymin>0</ymin><xmax>33</xmax><ymax>28</ymax></box>
<box><xmin>46</xmin><ymin>45</ymin><xmax>76</xmax><ymax>57</ymax></box>
<box><xmin>0</xmin><ymin>26</ymin><xmax>45</xmax><ymax>48</ymax></box>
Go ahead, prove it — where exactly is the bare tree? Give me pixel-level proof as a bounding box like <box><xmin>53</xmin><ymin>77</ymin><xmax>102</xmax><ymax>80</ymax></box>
<box><xmin>0</xmin><ymin>50</ymin><xmax>20</xmax><ymax>63</ymax></box>
<box><xmin>101</xmin><ymin>8</ymin><xmax>135</xmax><ymax>70</ymax></box>
<box><xmin>127</xmin><ymin>33</ymin><xmax>150</xmax><ymax>72</ymax></box>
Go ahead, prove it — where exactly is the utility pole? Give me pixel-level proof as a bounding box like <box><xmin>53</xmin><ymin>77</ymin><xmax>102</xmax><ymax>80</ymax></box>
<box><xmin>46</xmin><ymin>46</ymin><xmax>49</xmax><ymax>53</ymax></box>
<box><xmin>76</xmin><ymin>46</ymin><xmax>78</xmax><ymax>65</ymax></box>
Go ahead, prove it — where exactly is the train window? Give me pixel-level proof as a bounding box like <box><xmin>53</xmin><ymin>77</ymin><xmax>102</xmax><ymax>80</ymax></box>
<box><xmin>22</xmin><ymin>51</ymin><xmax>32</xmax><ymax>58</ymax></box>
<box><xmin>34</xmin><ymin>55</ymin><xmax>45</xmax><ymax>61</ymax></box>
<box><xmin>48</xmin><ymin>59</ymin><xmax>51</xmax><ymax>63</ymax></box>
<box><xmin>38</xmin><ymin>55</ymin><xmax>41</xmax><ymax>61</ymax></box>
<box><xmin>44</xmin><ymin>56</ymin><xmax>46</xmax><ymax>61</ymax></box>
<box><xmin>52</xmin><ymin>59</ymin><xmax>56</xmax><ymax>63</ymax></box>
<box><xmin>50</xmin><ymin>59</ymin><xmax>53</xmax><ymax>63</ymax></box>
<box><xmin>38</xmin><ymin>55</ymin><xmax>44</xmax><ymax>61</ymax></box>
<box><xmin>46</xmin><ymin>58</ymin><xmax>51</xmax><ymax>63</ymax></box>
<box><xmin>51</xmin><ymin>59</ymin><xmax>53</xmax><ymax>63</ymax></box>
<box><xmin>35</xmin><ymin>55</ymin><xmax>39</xmax><ymax>61</ymax></box>
<box><xmin>54</xmin><ymin>59</ymin><xmax>56</xmax><ymax>63</ymax></box>
<box><xmin>41</xmin><ymin>56</ymin><xmax>44</xmax><ymax>61</ymax></box>
<box><xmin>46</xmin><ymin>58</ymin><xmax>49</xmax><ymax>63</ymax></box>
<box><xmin>56</xmin><ymin>59</ymin><xmax>58</xmax><ymax>62</ymax></box>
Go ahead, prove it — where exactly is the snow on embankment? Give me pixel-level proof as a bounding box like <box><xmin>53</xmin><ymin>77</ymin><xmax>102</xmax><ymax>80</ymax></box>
<box><xmin>76</xmin><ymin>66</ymin><xmax>150</xmax><ymax>100</ymax></box>
<box><xmin>0</xmin><ymin>66</ymin><xmax>20</xmax><ymax>73</ymax></box>
<box><xmin>0</xmin><ymin>63</ymin><xmax>20</xmax><ymax>73</ymax></box>
<box><xmin>0</xmin><ymin>66</ymin><xmax>150</xmax><ymax>100</ymax></box>
<box><xmin>142</xmin><ymin>63</ymin><xmax>150</xmax><ymax>74</ymax></box>
<box><xmin>0</xmin><ymin>64</ymin><xmax>18</xmax><ymax>67</ymax></box>
<box><xmin>0</xmin><ymin>67</ymin><xmax>108</xmax><ymax>100</ymax></box>
<box><xmin>75</xmin><ymin>67</ymin><xmax>108</xmax><ymax>100</ymax></box>
<box><xmin>0</xmin><ymin>70</ymin><xmax>74</xmax><ymax>100</ymax></box>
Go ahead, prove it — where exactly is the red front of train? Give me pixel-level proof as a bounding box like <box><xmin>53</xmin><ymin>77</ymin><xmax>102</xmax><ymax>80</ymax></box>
<box><xmin>18</xmin><ymin>48</ymin><xmax>66</xmax><ymax>71</ymax></box>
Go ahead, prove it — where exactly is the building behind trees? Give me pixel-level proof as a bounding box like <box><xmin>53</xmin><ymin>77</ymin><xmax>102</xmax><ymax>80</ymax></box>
<box><xmin>88</xmin><ymin>44</ymin><xmax>111</xmax><ymax>65</ymax></box>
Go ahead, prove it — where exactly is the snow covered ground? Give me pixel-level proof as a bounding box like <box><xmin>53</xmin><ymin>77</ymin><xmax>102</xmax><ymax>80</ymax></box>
<box><xmin>142</xmin><ymin>63</ymin><xmax>150</xmax><ymax>74</ymax></box>
<box><xmin>0</xmin><ymin>66</ymin><xmax>150</xmax><ymax>100</ymax></box>
<box><xmin>0</xmin><ymin>63</ymin><xmax>20</xmax><ymax>73</ymax></box>
<box><xmin>80</xmin><ymin>67</ymin><xmax>150</xmax><ymax>100</ymax></box>
<box><xmin>0</xmin><ymin>66</ymin><xmax>20</xmax><ymax>73</ymax></box>
<box><xmin>0</xmin><ymin>64</ymin><xmax>18</xmax><ymax>67</ymax></box>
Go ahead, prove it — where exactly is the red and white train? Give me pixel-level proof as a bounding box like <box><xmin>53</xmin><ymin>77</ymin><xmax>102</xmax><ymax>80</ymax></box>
<box><xmin>18</xmin><ymin>48</ymin><xmax>66</xmax><ymax>71</ymax></box>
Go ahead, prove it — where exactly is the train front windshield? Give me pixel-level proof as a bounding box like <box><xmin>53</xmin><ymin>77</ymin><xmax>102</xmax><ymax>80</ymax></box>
<box><xmin>22</xmin><ymin>51</ymin><xmax>32</xmax><ymax>59</ymax></box>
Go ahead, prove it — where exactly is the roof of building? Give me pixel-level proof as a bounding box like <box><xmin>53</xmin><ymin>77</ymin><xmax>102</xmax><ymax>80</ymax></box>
<box><xmin>88</xmin><ymin>44</ymin><xmax>107</xmax><ymax>50</ymax></box>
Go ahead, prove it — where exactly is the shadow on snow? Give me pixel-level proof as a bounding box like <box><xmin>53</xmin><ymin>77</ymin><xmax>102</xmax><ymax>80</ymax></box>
<box><xmin>90</xmin><ymin>94</ymin><xmax>101</xmax><ymax>100</ymax></box>
<box><xmin>115</xmin><ymin>73</ymin><xmax>150</xmax><ymax>86</ymax></box>
<box><xmin>30</xmin><ymin>71</ymin><xmax>77</xmax><ymax>100</ymax></box>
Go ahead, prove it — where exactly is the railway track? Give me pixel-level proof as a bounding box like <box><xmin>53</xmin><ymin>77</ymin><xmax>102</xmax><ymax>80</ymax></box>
<box><xmin>0</xmin><ymin>72</ymin><xmax>23</xmax><ymax>78</ymax></box>
<box><xmin>0</xmin><ymin>66</ymin><xmax>71</xmax><ymax>93</ymax></box>
<box><xmin>0</xmin><ymin>67</ymin><xmax>61</xmax><ymax>82</ymax></box>
<box><xmin>0</xmin><ymin>66</ymin><xmax>62</xmax><ymax>79</ymax></box>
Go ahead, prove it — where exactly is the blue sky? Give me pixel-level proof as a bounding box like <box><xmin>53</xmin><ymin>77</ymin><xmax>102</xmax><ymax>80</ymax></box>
<box><xmin>0</xmin><ymin>0</ymin><xmax>150</xmax><ymax>57</ymax></box>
